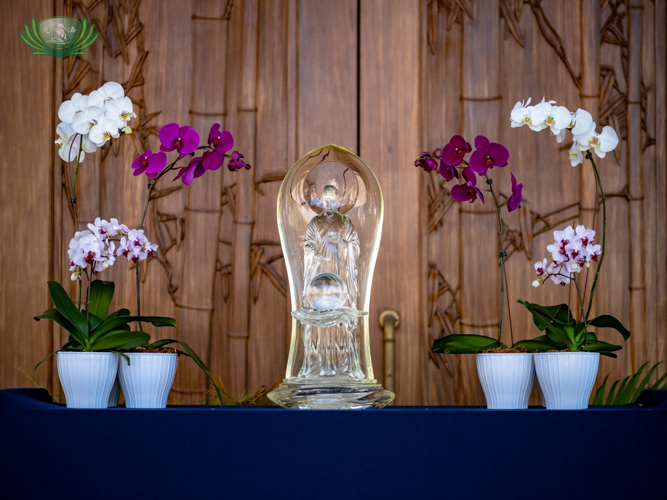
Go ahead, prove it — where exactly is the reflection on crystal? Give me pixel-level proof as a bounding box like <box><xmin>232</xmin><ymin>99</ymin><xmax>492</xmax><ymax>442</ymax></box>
<box><xmin>305</xmin><ymin>272</ymin><xmax>347</xmax><ymax>310</ymax></box>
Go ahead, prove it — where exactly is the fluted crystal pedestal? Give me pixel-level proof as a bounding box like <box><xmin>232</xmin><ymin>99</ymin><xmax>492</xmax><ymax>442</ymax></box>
<box><xmin>268</xmin><ymin>144</ymin><xmax>394</xmax><ymax>409</ymax></box>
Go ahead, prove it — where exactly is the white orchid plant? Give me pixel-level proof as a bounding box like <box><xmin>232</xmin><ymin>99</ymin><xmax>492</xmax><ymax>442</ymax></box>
<box><xmin>509</xmin><ymin>98</ymin><xmax>630</xmax><ymax>357</ymax></box>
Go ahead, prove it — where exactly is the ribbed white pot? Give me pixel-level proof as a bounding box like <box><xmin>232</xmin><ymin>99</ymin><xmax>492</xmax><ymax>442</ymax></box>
<box><xmin>57</xmin><ymin>351</ymin><xmax>119</xmax><ymax>409</ymax></box>
<box><xmin>107</xmin><ymin>376</ymin><xmax>121</xmax><ymax>407</ymax></box>
<box><xmin>476</xmin><ymin>353</ymin><xmax>535</xmax><ymax>409</ymax></box>
<box><xmin>118</xmin><ymin>353</ymin><xmax>178</xmax><ymax>408</ymax></box>
<box><xmin>534</xmin><ymin>352</ymin><xmax>600</xmax><ymax>409</ymax></box>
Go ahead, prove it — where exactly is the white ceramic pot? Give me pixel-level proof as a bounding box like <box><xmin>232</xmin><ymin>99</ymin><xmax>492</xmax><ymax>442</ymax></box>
<box><xmin>534</xmin><ymin>352</ymin><xmax>600</xmax><ymax>409</ymax></box>
<box><xmin>118</xmin><ymin>353</ymin><xmax>178</xmax><ymax>408</ymax></box>
<box><xmin>107</xmin><ymin>376</ymin><xmax>121</xmax><ymax>407</ymax></box>
<box><xmin>476</xmin><ymin>353</ymin><xmax>535</xmax><ymax>409</ymax></box>
<box><xmin>57</xmin><ymin>351</ymin><xmax>119</xmax><ymax>409</ymax></box>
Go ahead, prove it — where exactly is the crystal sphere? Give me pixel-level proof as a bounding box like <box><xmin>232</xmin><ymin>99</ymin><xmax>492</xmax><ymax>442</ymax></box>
<box><xmin>305</xmin><ymin>272</ymin><xmax>347</xmax><ymax>310</ymax></box>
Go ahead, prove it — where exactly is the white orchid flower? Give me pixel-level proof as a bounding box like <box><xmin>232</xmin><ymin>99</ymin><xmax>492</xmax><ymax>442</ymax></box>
<box><xmin>89</xmin><ymin>118</ymin><xmax>120</xmax><ymax>146</ymax></box>
<box><xmin>88</xmin><ymin>81</ymin><xmax>125</xmax><ymax>109</ymax></box>
<box><xmin>527</xmin><ymin>97</ymin><xmax>556</xmax><ymax>132</ymax></box>
<box><xmin>88</xmin><ymin>217</ymin><xmax>119</xmax><ymax>238</ymax></box>
<box><xmin>68</xmin><ymin>230</ymin><xmax>104</xmax><ymax>269</ymax></box>
<box><xmin>58</xmin><ymin>93</ymin><xmax>89</xmax><ymax>124</ymax></box>
<box><xmin>569</xmin><ymin>109</ymin><xmax>594</xmax><ymax>135</ymax></box>
<box><xmin>569</xmin><ymin>143</ymin><xmax>583</xmax><ymax>167</ymax></box>
<box><xmin>575</xmin><ymin>125</ymin><xmax>619</xmax><ymax>158</ymax></box>
<box><xmin>574</xmin><ymin>225</ymin><xmax>595</xmax><ymax>245</ymax></box>
<box><xmin>55</xmin><ymin>122</ymin><xmax>96</xmax><ymax>162</ymax></box>
<box><xmin>509</xmin><ymin>98</ymin><xmax>533</xmax><ymax>128</ymax></box>
<box><xmin>105</xmin><ymin>96</ymin><xmax>136</xmax><ymax>131</ymax></box>
<box><xmin>544</xmin><ymin>106</ymin><xmax>572</xmax><ymax>141</ymax></box>
<box><xmin>71</xmin><ymin>105</ymin><xmax>105</xmax><ymax>135</ymax></box>
<box><xmin>110</xmin><ymin>218</ymin><xmax>130</xmax><ymax>235</ymax></box>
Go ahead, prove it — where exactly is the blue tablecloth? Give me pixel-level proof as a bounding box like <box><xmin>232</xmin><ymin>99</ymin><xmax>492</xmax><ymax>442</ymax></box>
<box><xmin>1</xmin><ymin>388</ymin><xmax>666</xmax><ymax>499</ymax></box>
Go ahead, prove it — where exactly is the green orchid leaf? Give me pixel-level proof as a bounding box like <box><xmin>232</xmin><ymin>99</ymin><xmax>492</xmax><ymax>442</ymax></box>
<box><xmin>612</xmin><ymin>376</ymin><xmax>632</xmax><ymax>405</ymax></box>
<box><xmin>174</xmin><ymin>340</ymin><xmax>224</xmax><ymax>406</ymax></box>
<box><xmin>107</xmin><ymin>308</ymin><xmax>130</xmax><ymax>320</ymax></box>
<box><xmin>525</xmin><ymin>308</ymin><xmax>574</xmax><ymax>350</ymax></box>
<box><xmin>587</xmin><ymin>315</ymin><xmax>631</xmax><ymax>341</ymax></box>
<box><xmin>88</xmin><ymin>280</ymin><xmax>114</xmax><ymax>321</ymax></box>
<box><xmin>635</xmin><ymin>363</ymin><xmax>661</xmax><ymax>400</ymax></box>
<box><xmin>581</xmin><ymin>341</ymin><xmax>622</xmax><ymax>353</ymax></box>
<box><xmin>90</xmin><ymin>331</ymin><xmax>151</xmax><ymax>351</ymax></box>
<box><xmin>605</xmin><ymin>380</ymin><xmax>620</xmax><ymax>405</ymax></box>
<box><xmin>90</xmin><ymin>315</ymin><xmax>177</xmax><ymax>343</ymax></box>
<box><xmin>511</xmin><ymin>340</ymin><xmax>557</xmax><ymax>352</ymax></box>
<box><xmin>34</xmin><ymin>308</ymin><xmax>81</xmax><ymax>341</ymax></box>
<box><xmin>46</xmin><ymin>281</ymin><xmax>89</xmax><ymax>339</ymax></box>
<box><xmin>432</xmin><ymin>334</ymin><xmax>501</xmax><ymax>353</ymax></box>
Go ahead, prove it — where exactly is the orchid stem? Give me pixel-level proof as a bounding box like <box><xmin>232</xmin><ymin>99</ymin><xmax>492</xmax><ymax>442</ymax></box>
<box><xmin>484</xmin><ymin>173</ymin><xmax>513</xmax><ymax>346</ymax></box>
<box><xmin>573</xmin><ymin>275</ymin><xmax>588</xmax><ymax>347</ymax></box>
<box><xmin>77</xmin><ymin>278</ymin><xmax>82</xmax><ymax>311</ymax></box>
<box><xmin>71</xmin><ymin>135</ymin><xmax>83</xmax><ymax>230</ymax></box>
<box><xmin>585</xmin><ymin>153</ymin><xmax>606</xmax><ymax>319</ymax></box>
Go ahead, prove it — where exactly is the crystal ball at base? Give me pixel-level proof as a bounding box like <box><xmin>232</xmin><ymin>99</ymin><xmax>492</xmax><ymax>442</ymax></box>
<box><xmin>306</xmin><ymin>272</ymin><xmax>347</xmax><ymax>310</ymax></box>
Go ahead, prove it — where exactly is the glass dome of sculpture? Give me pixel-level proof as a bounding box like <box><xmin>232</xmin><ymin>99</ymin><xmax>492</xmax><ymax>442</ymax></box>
<box><xmin>268</xmin><ymin>144</ymin><xmax>394</xmax><ymax>409</ymax></box>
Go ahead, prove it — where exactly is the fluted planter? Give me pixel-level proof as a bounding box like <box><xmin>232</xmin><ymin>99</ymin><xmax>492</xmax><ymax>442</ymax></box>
<box><xmin>534</xmin><ymin>352</ymin><xmax>600</xmax><ymax>409</ymax></box>
<box><xmin>57</xmin><ymin>351</ymin><xmax>119</xmax><ymax>409</ymax></box>
<box><xmin>118</xmin><ymin>353</ymin><xmax>178</xmax><ymax>408</ymax></box>
<box><xmin>476</xmin><ymin>353</ymin><xmax>535</xmax><ymax>409</ymax></box>
<box><xmin>107</xmin><ymin>376</ymin><xmax>121</xmax><ymax>407</ymax></box>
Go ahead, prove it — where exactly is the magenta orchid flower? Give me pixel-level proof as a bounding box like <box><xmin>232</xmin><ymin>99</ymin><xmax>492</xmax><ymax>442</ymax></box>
<box><xmin>442</xmin><ymin>135</ymin><xmax>472</xmax><ymax>166</ymax></box>
<box><xmin>414</xmin><ymin>151</ymin><xmax>438</xmax><ymax>172</ymax></box>
<box><xmin>439</xmin><ymin>158</ymin><xmax>459</xmax><ymax>181</ymax></box>
<box><xmin>202</xmin><ymin>150</ymin><xmax>223</xmax><ymax>170</ymax></box>
<box><xmin>506</xmin><ymin>173</ymin><xmax>523</xmax><ymax>212</ymax></box>
<box><xmin>131</xmin><ymin>149</ymin><xmax>167</xmax><ymax>178</ymax></box>
<box><xmin>228</xmin><ymin>151</ymin><xmax>250</xmax><ymax>172</ymax></box>
<box><xmin>173</xmin><ymin>156</ymin><xmax>206</xmax><ymax>185</ymax></box>
<box><xmin>159</xmin><ymin>123</ymin><xmax>200</xmax><ymax>155</ymax></box>
<box><xmin>208</xmin><ymin>123</ymin><xmax>234</xmax><ymax>153</ymax></box>
<box><xmin>450</xmin><ymin>167</ymin><xmax>484</xmax><ymax>204</ymax></box>
<box><xmin>469</xmin><ymin>135</ymin><xmax>509</xmax><ymax>175</ymax></box>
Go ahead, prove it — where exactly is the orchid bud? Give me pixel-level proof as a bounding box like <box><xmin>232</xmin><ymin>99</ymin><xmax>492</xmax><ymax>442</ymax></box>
<box><xmin>103</xmin><ymin>261</ymin><xmax>110</xmax><ymax>269</ymax></box>
<box><xmin>532</xmin><ymin>279</ymin><xmax>542</xmax><ymax>288</ymax></box>
<box><xmin>585</xmin><ymin>262</ymin><xmax>591</xmax><ymax>268</ymax></box>
<box><xmin>124</xmin><ymin>126</ymin><xmax>132</xmax><ymax>134</ymax></box>
<box><xmin>70</xmin><ymin>272</ymin><xmax>79</xmax><ymax>282</ymax></box>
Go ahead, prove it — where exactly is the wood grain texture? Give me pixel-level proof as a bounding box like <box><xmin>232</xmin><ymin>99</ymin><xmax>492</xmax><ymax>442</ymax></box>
<box><xmin>2</xmin><ymin>0</ymin><xmax>665</xmax><ymax>405</ymax></box>
<box><xmin>360</xmin><ymin>0</ymin><xmax>423</xmax><ymax>405</ymax></box>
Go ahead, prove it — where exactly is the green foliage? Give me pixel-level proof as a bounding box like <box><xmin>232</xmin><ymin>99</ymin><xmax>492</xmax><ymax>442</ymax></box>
<box><xmin>432</xmin><ymin>334</ymin><xmax>505</xmax><ymax>354</ymax></box>
<box><xmin>592</xmin><ymin>362</ymin><xmax>667</xmax><ymax>405</ymax></box>
<box><xmin>513</xmin><ymin>300</ymin><xmax>630</xmax><ymax>357</ymax></box>
<box><xmin>34</xmin><ymin>280</ymin><xmax>176</xmax><ymax>369</ymax></box>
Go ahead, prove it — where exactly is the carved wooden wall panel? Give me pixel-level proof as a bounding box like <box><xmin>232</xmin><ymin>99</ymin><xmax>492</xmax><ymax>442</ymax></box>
<box><xmin>1</xmin><ymin>0</ymin><xmax>665</xmax><ymax>408</ymax></box>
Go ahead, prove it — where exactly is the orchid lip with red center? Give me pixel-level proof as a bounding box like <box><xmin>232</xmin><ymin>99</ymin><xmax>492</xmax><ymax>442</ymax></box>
<box><xmin>454</xmin><ymin>147</ymin><xmax>463</xmax><ymax>156</ymax></box>
<box><xmin>484</xmin><ymin>156</ymin><xmax>494</xmax><ymax>167</ymax></box>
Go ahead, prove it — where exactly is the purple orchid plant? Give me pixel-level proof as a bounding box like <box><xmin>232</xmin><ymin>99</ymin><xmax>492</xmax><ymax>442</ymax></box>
<box><xmin>131</xmin><ymin>122</ymin><xmax>250</xmax><ymax>319</ymax></box>
<box><xmin>415</xmin><ymin>134</ymin><xmax>522</xmax><ymax>354</ymax></box>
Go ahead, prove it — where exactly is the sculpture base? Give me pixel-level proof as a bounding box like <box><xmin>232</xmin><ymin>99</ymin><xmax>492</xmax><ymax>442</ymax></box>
<box><xmin>268</xmin><ymin>380</ymin><xmax>395</xmax><ymax>409</ymax></box>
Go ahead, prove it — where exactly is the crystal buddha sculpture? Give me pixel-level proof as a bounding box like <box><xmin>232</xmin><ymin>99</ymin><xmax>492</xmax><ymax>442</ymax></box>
<box><xmin>269</xmin><ymin>144</ymin><xmax>394</xmax><ymax>409</ymax></box>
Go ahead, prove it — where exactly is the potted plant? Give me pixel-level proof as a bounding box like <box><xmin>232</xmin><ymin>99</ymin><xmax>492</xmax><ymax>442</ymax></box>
<box><xmin>415</xmin><ymin>135</ymin><xmax>533</xmax><ymax>409</ymax></box>
<box><xmin>41</xmin><ymin>83</ymin><xmax>249</xmax><ymax>408</ymax></box>
<box><xmin>510</xmin><ymin>97</ymin><xmax>630</xmax><ymax>409</ymax></box>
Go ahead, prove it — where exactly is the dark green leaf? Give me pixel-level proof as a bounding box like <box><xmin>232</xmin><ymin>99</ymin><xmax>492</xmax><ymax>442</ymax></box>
<box><xmin>88</xmin><ymin>280</ymin><xmax>114</xmax><ymax>321</ymax></box>
<box><xmin>650</xmin><ymin>371</ymin><xmax>667</xmax><ymax>390</ymax></box>
<box><xmin>90</xmin><ymin>315</ymin><xmax>177</xmax><ymax>343</ymax></box>
<box><xmin>107</xmin><ymin>308</ymin><xmax>131</xmax><ymax>319</ymax></box>
<box><xmin>47</xmin><ymin>281</ymin><xmax>89</xmax><ymax>339</ymax></box>
<box><xmin>612</xmin><ymin>376</ymin><xmax>631</xmax><ymax>405</ymax></box>
<box><xmin>599</xmin><ymin>352</ymin><xmax>617</xmax><ymax>358</ymax></box>
<box><xmin>593</xmin><ymin>374</ymin><xmax>610</xmax><ymax>405</ymax></box>
<box><xmin>90</xmin><ymin>331</ymin><xmax>151</xmax><ymax>351</ymax></box>
<box><xmin>432</xmin><ymin>334</ymin><xmax>501</xmax><ymax>353</ymax></box>
<box><xmin>511</xmin><ymin>340</ymin><xmax>557</xmax><ymax>352</ymax></box>
<box><xmin>616</xmin><ymin>363</ymin><xmax>648</xmax><ymax>405</ymax></box>
<box><xmin>633</xmin><ymin>363</ymin><xmax>661</xmax><ymax>403</ymax></box>
<box><xmin>175</xmin><ymin>340</ymin><xmax>224</xmax><ymax>407</ymax></box>
<box><xmin>605</xmin><ymin>380</ymin><xmax>620</xmax><ymax>405</ymax></box>
<box><xmin>588</xmin><ymin>315</ymin><xmax>631</xmax><ymax>341</ymax></box>
<box><xmin>582</xmin><ymin>341</ymin><xmax>622</xmax><ymax>353</ymax></box>
<box><xmin>34</xmin><ymin>308</ymin><xmax>84</xmax><ymax>345</ymax></box>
